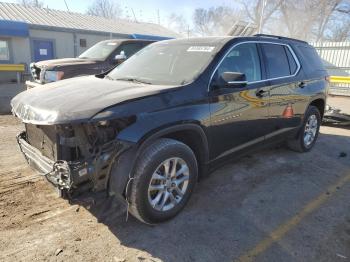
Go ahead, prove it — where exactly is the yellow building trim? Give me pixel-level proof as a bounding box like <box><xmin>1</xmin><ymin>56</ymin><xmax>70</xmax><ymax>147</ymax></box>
<box><xmin>330</xmin><ymin>76</ymin><xmax>350</xmax><ymax>83</ymax></box>
<box><xmin>0</xmin><ymin>64</ymin><xmax>25</xmax><ymax>72</ymax></box>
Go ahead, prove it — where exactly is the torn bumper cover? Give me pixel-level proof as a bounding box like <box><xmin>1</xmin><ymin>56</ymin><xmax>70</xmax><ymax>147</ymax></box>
<box><xmin>16</xmin><ymin>131</ymin><xmax>130</xmax><ymax>192</ymax></box>
<box><xmin>17</xmin><ymin>131</ymin><xmax>83</xmax><ymax>189</ymax></box>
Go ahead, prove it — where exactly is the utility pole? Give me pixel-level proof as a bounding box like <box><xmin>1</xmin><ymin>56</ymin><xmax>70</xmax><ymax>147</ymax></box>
<box><xmin>131</xmin><ymin>8</ymin><xmax>138</xmax><ymax>23</ymax></box>
<box><xmin>157</xmin><ymin>9</ymin><xmax>160</xmax><ymax>25</ymax></box>
<box><xmin>63</xmin><ymin>0</ymin><xmax>70</xmax><ymax>12</ymax></box>
<box><xmin>258</xmin><ymin>0</ymin><xmax>267</xmax><ymax>34</ymax></box>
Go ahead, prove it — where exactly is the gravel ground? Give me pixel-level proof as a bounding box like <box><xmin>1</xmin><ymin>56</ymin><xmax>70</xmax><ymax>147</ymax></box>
<box><xmin>0</xmin><ymin>114</ymin><xmax>350</xmax><ymax>262</ymax></box>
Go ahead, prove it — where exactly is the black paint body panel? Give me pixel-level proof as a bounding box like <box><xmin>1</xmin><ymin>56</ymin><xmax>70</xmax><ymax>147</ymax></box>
<box><xmin>12</xmin><ymin>36</ymin><xmax>328</xmax><ymax>198</ymax></box>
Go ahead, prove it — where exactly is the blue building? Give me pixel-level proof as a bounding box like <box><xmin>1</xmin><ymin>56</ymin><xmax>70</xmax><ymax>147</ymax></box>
<box><xmin>0</xmin><ymin>2</ymin><xmax>177</xmax><ymax>66</ymax></box>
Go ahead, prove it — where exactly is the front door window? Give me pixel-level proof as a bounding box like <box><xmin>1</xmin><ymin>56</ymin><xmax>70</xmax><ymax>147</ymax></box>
<box><xmin>216</xmin><ymin>43</ymin><xmax>262</xmax><ymax>82</ymax></box>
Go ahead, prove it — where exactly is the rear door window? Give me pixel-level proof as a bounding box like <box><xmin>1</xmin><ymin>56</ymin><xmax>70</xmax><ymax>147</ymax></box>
<box><xmin>261</xmin><ymin>43</ymin><xmax>291</xmax><ymax>78</ymax></box>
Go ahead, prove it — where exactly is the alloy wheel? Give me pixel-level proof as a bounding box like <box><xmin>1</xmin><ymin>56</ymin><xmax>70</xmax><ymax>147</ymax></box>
<box><xmin>147</xmin><ymin>157</ymin><xmax>190</xmax><ymax>212</ymax></box>
<box><xmin>304</xmin><ymin>114</ymin><xmax>318</xmax><ymax>147</ymax></box>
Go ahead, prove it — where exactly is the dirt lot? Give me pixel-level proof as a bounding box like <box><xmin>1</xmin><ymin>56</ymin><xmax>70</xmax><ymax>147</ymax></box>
<box><xmin>1</xmin><ymin>112</ymin><xmax>350</xmax><ymax>262</ymax></box>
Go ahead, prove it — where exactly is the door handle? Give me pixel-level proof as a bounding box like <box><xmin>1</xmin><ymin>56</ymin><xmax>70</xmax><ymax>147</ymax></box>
<box><xmin>256</xmin><ymin>89</ymin><xmax>267</xmax><ymax>98</ymax></box>
<box><xmin>299</xmin><ymin>82</ymin><xmax>306</xmax><ymax>88</ymax></box>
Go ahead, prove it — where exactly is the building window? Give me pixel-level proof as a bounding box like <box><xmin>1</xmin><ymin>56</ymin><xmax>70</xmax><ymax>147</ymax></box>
<box><xmin>80</xmin><ymin>39</ymin><xmax>87</xmax><ymax>48</ymax></box>
<box><xmin>0</xmin><ymin>39</ymin><xmax>10</xmax><ymax>61</ymax></box>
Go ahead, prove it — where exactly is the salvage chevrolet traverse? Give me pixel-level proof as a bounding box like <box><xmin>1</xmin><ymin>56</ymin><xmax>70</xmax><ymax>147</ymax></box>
<box><xmin>12</xmin><ymin>35</ymin><xmax>328</xmax><ymax>224</ymax></box>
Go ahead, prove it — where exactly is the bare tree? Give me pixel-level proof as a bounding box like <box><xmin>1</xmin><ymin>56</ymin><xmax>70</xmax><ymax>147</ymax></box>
<box><xmin>167</xmin><ymin>13</ymin><xmax>191</xmax><ymax>37</ymax></box>
<box><xmin>18</xmin><ymin>0</ymin><xmax>44</xmax><ymax>8</ymax></box>
<box><xmin>190</xmin><ymin>1</ymin><xmax>350</xmax><ymax>40</ymax></box>
<box><xmin>278</xmin><ymin>0</ymin><xmax>348</xmax><ymax>41</ymax></box>
<box><xmin>278</xmin><ymin>0</ymin><xmax>316</xmax><ymax>40</ymax></box>
<box><xmin>313</xmin><ymin>0</ymin><xmax>342</xmax><ymax>41</ymax></box>
<box><xmin>325</xmin><ymin>1</ymin><xmax>350</xmax><ymax>41</ymax></box>
<box><xmin>242</xmin><ymin>0</ymin><xmax>283</xmax><ymax>33</ymax></box>
<box><xmin>327</xmin><ymin>21</ymin><xmax>350</xmax><ymax>41</ymax></box>
<box><xmin>193</xmin><ymin>6</ymin><xmax>244</xmax><ymax>36</ymax></box>
<box><xmin>335</xmin><ymin>0</ymin><xmax>350</xmax><ymax>13</ymax></box>
<box><xmin>87</xmin><ymin>0</ymin><xmax>122</xmax><ymax>19</ymax></box>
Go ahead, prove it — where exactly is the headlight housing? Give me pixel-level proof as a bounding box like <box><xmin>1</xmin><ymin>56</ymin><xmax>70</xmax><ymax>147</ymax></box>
<box><xmin>44</xmin><ymin>70</ymin><xmax>64</xmax><ymax>83</ymax></box>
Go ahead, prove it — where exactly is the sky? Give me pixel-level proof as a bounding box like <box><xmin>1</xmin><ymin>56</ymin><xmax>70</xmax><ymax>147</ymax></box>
<box><xmin>1</xmin><ymin>0</ymin><xmax>241</xmax><ymax>25</ymax></box>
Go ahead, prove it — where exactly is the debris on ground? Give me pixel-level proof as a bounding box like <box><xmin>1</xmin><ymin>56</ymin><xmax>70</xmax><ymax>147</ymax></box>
<box><xmin>114</xmin><ymin>257</ymin><xmax>126</xmax><ymax>262</ymax></box>
<box><xmin>339</xmin><ymin>152</ymin><xmax>347</xmax><ymax>158</ymax></box>
<box><xmin>1</xmin><ymin>115</ymin><xmax>350</xmax><ymax>261</ymax></box>
<box><xmin>55</xmin><ymin>248</ymin><xmax>63</xmax><ymax>256</ymax></box>
<box><xmin>336</xmin><ymin>253</ymin><xmax>347</xmax><ymax>259</ymax></box>
<box><xmin>323</xmin><ymin>105</ymin><xmax>350</xmax><ymax>126</ymax></box>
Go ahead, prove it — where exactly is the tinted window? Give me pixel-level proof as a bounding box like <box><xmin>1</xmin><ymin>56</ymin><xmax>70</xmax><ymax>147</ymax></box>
<box><xmin>117</xmin><ymin>43</ymin><xmax>144</xmax><ymax>58</ymax></box>
<box><xmin>217</xmin><ymin>43</ymin><xmax>261</xmax><ymax>82</ymax></box>
<box><xmin>262</xmin><ymin>43</ymin><xmax>290</xmax><ymax>78</ymax></box>
<box><xmin>296</xmin><ymin>45</ymin><xmax>325</xmax><ymax>73</ymax></box>
<box><xmin>285</xmin><ymin>46</ymin><xmax>298</xmax><ymax>74</ymax></box>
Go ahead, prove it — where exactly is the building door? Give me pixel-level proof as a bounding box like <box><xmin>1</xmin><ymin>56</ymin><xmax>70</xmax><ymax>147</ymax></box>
<box><xmin>33</xmin><ymin>39</ymin><xmax>54</xmax><ymax>62</ymax></box>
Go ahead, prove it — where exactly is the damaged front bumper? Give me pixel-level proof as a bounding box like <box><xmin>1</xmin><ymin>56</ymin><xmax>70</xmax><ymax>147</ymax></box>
<box><xmin>17</xmin><ymin>131</ymin><xmax>87</xmax><ymax>190</ymax></box>
<box><xmin>16</xmin><ymin>131</ymin><xmax>131</xmax><ymax>194</ymax></box>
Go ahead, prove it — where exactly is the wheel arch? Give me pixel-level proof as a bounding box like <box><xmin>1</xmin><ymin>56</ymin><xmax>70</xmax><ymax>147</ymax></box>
<box><xmin>137</xmin><ymin>123</ymin><xmax>210</xmax><ymax>178</ymax></box>
<box><xmin>108</xmin><ymin>123</ymin><xmax>210</xmax><ymax>200</ymax></box>
<box><xmin>308</xmin><ymin>98</ymin><xmax>325</xmax><ymax>119</ymax></box>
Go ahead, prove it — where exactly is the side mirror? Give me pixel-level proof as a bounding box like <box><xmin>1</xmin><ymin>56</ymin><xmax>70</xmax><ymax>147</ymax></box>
<box><xmin>114</xmin><ymin>51</ymin><xmax>127</xmax><ymax>63</ymax></box>
<box><xmin>220</xmin><ymin>72</ymin><xmax>248</xmax><ymax>87</ymax></box>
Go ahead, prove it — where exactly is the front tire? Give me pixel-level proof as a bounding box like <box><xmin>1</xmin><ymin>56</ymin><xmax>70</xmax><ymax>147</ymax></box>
<box><xmin>287</xmin><ymin>105</ymin><xmax>321</xmax><ymax>152</ymax></box>
<box><xmin>128</xmin><ymin>138</ymin><xmax>198</xmax><ymax>224</ymax></box>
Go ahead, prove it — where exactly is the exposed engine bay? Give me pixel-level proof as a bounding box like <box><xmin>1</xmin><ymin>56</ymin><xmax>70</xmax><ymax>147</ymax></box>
<box><xmin>17</xmin><ymin>118</ymin><xmax>134</xmax><ymax>196</ymax></box>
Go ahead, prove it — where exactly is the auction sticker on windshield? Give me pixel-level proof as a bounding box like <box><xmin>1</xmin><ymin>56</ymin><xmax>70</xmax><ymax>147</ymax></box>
<box><xmin>187</xmin><ymin>46</ymin><xmax>215</xmax><ymax>52</ymax></box>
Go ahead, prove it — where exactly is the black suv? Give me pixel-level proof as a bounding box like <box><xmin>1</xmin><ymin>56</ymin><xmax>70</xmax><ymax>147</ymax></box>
<box><xmin>26</xmin><ymin>39</ymin><xmax>154</xmax><ymax>88</ymax></box>
<box><xmin>12</xmin><ymin>34</ymin><xmax>328</xmax><ymax>224</ymax></box>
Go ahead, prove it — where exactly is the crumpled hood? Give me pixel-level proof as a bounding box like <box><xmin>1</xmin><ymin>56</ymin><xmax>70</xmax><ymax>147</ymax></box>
<box><xmin>35</xmin><ymin>58</ymin><xmax>98</xmax><ymax>69</ymax></box>
<box><xmin>11</xmin><ymin>76</ymin><xmax>176</xmax><ymax>125</ymax></box>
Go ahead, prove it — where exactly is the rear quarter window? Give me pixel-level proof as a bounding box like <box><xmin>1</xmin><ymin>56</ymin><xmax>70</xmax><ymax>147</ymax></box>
<box><xmin>295</xmin><ymin>45</ymin><xmax>326</xmax><ymax>76</ymax></box>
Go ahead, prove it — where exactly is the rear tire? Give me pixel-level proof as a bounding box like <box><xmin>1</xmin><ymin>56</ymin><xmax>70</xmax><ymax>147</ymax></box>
<box><xmin>128</xmin><ymin>138</ymin><xmax>198</xmax><ymax>224</ymax></box>
<box><xmin>287</xmin><ymin>105</ymin><xmax>321</xmax><ymax>152</ymax></box>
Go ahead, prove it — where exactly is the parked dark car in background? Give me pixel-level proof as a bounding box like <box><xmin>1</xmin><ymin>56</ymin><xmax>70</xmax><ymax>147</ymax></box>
<box><xmin>26</xmin><ymin>39</ymin><xmax>155</xmax><ymax>89</ymax></box>
<box><xmin>12</xmin><ymin>35</ymin><xmax>328</xmax><ymax>224</ymax></box>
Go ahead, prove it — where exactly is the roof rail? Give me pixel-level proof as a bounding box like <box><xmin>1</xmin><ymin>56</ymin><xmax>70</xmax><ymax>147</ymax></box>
<box><xmin>253</xmin><ymin>34</ymin><xmax>308</xmax><ymax>44</ymax></box>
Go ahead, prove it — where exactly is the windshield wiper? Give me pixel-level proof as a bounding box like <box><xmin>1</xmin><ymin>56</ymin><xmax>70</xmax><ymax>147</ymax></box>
<box><xmin>115</xmin><ymin>77</ymin><xmax>152</xmax><ymax>85</ymax></box>
<box><xmin>104</xmin><ymin>75</ymin><xmax>114</xmax><ymax>81</ymax></box>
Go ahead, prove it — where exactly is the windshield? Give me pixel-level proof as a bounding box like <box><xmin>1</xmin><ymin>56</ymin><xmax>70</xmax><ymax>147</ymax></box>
<box><xmin>107</xmin><ymin>42</ymin><xmax>218</xmax><ymax>85</ymax></box>
<box><xmin>79</xmin><ymin>41</ymin><xmax>119</xmax><ymax>60</ymax></box>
